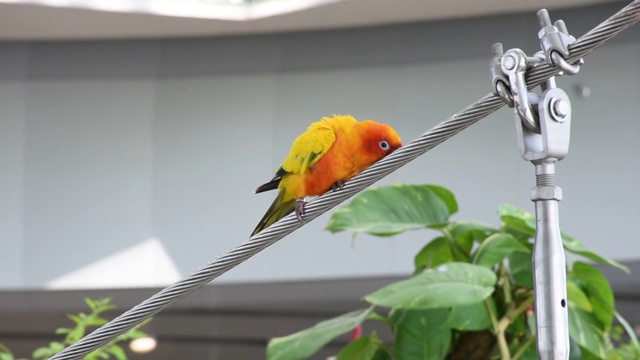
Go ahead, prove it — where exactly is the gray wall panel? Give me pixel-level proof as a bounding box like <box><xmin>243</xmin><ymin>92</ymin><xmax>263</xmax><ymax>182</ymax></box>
<box><xmin>0</xmin><ymin>1</ymin><xmax>637</xmax><ymax>287</ymax></box>
<box><xmin>22</xmin><ymin>79</ymin><xmax>155</xmax><ymax>285</ymax></box>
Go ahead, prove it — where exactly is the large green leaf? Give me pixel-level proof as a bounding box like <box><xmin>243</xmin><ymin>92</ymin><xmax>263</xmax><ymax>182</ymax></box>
<box><xmin>336</xmin><ymin>334</ymin><xmax>389</xmax><ymax>360</ymax></box>
<box><xmin>567</xmin><ymin>280</ymin><xmax>593</xmax><ymax>312</ymax></box>
<box><xmin>569</xmin><ymin>338</ymin><xmax>584</xmax><ymax>360</ymax></box>
<box><xmin>414</xmin><ymin>237</ymin><xmax>454</xmax><ymax>270</ymax></box>
<box><xmin>443</xmin><ymin>299</ymin><xmax>494</xmax><ymax>331</ymax></box>
<box><xmin>562</xmin><ymin>234</ymin><xmax>629</xmax><ymax>273</ymax></box>
<box><xmin>571</xmin><ymin>262</ymin><xmax>614</xmax><ymax>331</ymax></box>
<box><xmin>424</xmin><ymin>185</ymin><xmax>458</xmax><ymax>215</ymax></box>
<box><xmin>472</xmin><ymin>233</ymin><xmax>530</xmax><ymax>268</ymax></box>
<box><xmin>509</xmin><ymin>250</ymin><xmax>534</xmax><ymax>288</ymax></box>
<box><xmin>326</xmin><ymin>184</ymin><xmax>454</xmax><ymax>236</ymax></box>
<box><xmin>267</xmin><ymin>307</ymin><xmax>373</xmax><ymax>360</ymax></box>
<box><xmin>365</xmin><ymin>263</ymin><xmax>496</xmax><ymax>309</ymax></box>
<box><xmin>498</xmin><ymin>204</ymin><xmax>536</xmax><ymax>239</ymax></box>
<box><xmin>568</xmin><ymin>306</ymin><xmax>608</xmax><ymax>359</ymax></box>
<box><xmin>391</xmin><ymin>308</ymin><xmax>451</xmax><ymax>360</ymax></box>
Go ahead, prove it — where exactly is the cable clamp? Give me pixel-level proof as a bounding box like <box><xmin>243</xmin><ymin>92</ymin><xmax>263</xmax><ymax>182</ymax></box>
<box><xmin>537</xmin><ymin>9</ymin><xmax>584</xmax><ymax>75</ymax></box>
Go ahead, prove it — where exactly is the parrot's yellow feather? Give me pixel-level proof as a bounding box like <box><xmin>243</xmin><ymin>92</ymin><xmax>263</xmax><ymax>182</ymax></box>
<box><xmin>282</xmin><ymin>115</ymin><xmax>356</xmax><ymax>174</ymax></box>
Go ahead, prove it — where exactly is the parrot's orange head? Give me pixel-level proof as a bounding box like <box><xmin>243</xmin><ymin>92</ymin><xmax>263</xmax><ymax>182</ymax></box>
<box><xmin>358</xmin><ymin>120</ymin><xmax>402</xmax><ymax>164</ymax></box>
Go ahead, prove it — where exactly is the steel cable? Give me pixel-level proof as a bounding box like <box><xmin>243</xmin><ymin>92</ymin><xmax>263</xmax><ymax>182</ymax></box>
<box><xmin>50</xmin><ymin>1</ymin><xmax>640</xmax><ymax>359</ymax></box>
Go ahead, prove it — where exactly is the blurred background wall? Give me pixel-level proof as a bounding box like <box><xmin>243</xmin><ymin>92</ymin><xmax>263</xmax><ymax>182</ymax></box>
<box><xmin>0</xmin><ymin>0</ymin><xmax>638</xmax><ymax>358</ymax></box>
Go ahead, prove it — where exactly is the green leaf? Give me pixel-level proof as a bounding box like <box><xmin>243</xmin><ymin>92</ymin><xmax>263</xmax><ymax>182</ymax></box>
<box><xmin>85</xmin><ymin>297</ymin><xmax>97</xmax><ymax>310</ymax></box>
<box><xmin>326</xmin><ymin>184</ymin><xmax>453</xmax><ymax>236</ymax></box>
<box><xmin>267</xmin><ymin>307</ymin><xmax>373</xmax><ymax>360</ymax></box>
<box><xmin>447</xmin><ymin>221</ymin><xmax>495</xmax><ymax>252</ymax></box>
<box><xmin>568</xmin><ymin>306</ymin><xmax>607</xmax><ymax>358</ymax></box>
<box><xmin>49</xmin><ymin>342</ymin><xmax>65</xmax><ymax>353</ymax></box>
<box><xmin>90</xmin><ymin>298</ymin><xmax>116</xmax><ymax>314</ymax></box>
<box><xmin>0</xmin><ymin>343</ymin><xmax>15</xmax><ymax>360</ymax></box>
<box><xmin>55</xmin><ymin>327</ymin><xmax>72</xmax><ymax>335</ymax></box>
<box><xmin>391</xmin><ymin>308</ymin><xmax>451</xmax><ymax>360</ymax></box>
<box><xmin>562</xmin><ymin>234</ymin><xmax>629</xmax><ymax>273</ymax></box>
<box><xmin>106</xmin><ymin>345</ymin><xmax>127</xmax><ymax>360</ymax></box>
<box><xmin>424</xmin><ymin>185</ymin><xmax>458</xmax><ymax>216</ymax></box>
<box><xmin>567</xmin><ymin>280</ymin><xmax>593</xmax><ymax>312</ymax></box>
<box><xmin>509</xmin><ymin>251</ymin><xmax>534</xmax><ymax>288</ymax></box>
<box><xmin>67</xmin><ymin>314</ymin><xmax>83</xmax><ymax>325</ymax></box>
<box><xmin>571</xmin><ymin>262</ymin><xmax>614</xmax><ymax>331</ymax></box>
<box><xmin>579</xmin><ymin>345</ymin><xmax>604</xmax><ymax>360</ymax></box>
<box><xmin>472</xmin><ymin>233</ymin><xmax>529</xmax><ymax>268</ymax></box>
<box><xmin>86</xmin><ymin>317</ymin><xmax>108</xmax><ymax>327</ymax></box>
<box><xmin>65</xmin><ymin>323</ymin><xmax>86</xmax><ymax>343</ymax></box>
<box><xmin>414</xmin><ymin>237</ymin><xmax>454</xmax><ymax>270</ymax></box>
<box><xmin>365</xmin><ymin>263</ymin><xmax>496</xmax><ymax>309</ymax></box>
<box><xmin>370</xmin><ymin>349</ymin><xmax>391</xmax><ymax>360</ymax></box>
<box><xmin>498</xmin><ymin>204</ymin><xmax>536</xmax><ymax>238</ymax></box>
<box><xmin>336</xmin><ymin>334</ymin><xmax>387</xmax><ymax>360</ymax></box>
<box><xmin>32</xmin><ymin>347</ymin><xmax>54</xmax><ymax>360</ymax></box>
<box><xmin>568</xmin><ymin>338</ymin><xmax>583</xmax><ymax>360</ymax></box>
<box><xmin>32</xmin><ymin>342</ymin><xmax>65</xmax><ymax>360</ymax></box>
<box><xmin>444</xmin><ymin>300</ymin><xmax>493</xmax><ymax>331</ymax></box>
<box><xmin>125</xmin><ymin>329</ymin><xmax>148</xmax><ymax>340</ymax></box>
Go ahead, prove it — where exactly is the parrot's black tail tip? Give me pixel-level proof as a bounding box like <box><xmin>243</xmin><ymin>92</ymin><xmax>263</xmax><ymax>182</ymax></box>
<box><xmin>255</xmin><ymin>178</ymin><xmax>280</xmax><ymax>194</ymax></box>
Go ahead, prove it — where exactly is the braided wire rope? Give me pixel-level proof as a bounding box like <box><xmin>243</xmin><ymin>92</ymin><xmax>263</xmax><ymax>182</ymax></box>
<box><xmin>50</xmin><ymin>1</ymin><xmax>640</xmax><ymax>359</ymax></box>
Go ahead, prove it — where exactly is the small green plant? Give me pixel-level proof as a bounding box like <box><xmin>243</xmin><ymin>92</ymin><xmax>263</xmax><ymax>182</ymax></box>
<box><xmin>0</xmin><ymin>298</ymin><xmax>150</xmax><ymax>360</ymax></box>
<box><xmin>266</xmin><ymin>184</ymin><xmax>639</xmax><ymax>360</ymax></box>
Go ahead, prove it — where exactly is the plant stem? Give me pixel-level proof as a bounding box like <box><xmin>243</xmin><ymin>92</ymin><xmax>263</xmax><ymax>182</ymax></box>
<box><xmin>485</xmin><ymin>299</ymin><xmax>510</xmax><ymax>360</ymax></box>
<box><xmin>485</xmin><ymin>298</ymin><xmax>499</xmax><ymax>331</ymax></box>
<box><xmin>486</xmin><ymin>292</ymin><xmax>535</xmax><ymax>360</ymax></box>
<box><xmin>512</xmin><ymin>336</ymin><xmax>535</xmax><ymax>360</ymax></box>
<box><xmin>499</xmin><ymin>261</ymin><xmax>513</xmax><ymax>305</ymax></box>
<box><xmin>505</xmin><ymin>294</ymin><xmax>535</xmax><ymax>326</ymax></box>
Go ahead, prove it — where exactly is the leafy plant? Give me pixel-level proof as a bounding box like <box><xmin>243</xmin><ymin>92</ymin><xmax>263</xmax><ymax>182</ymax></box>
<box><xmin>266</xmin><ymin>184</ymin><xmax>639</xmax><ymax>360</ymax></box>
<box><xmin>0</xmin><ymin>298</ymin><xmax>150</xmax><ymax>360</ymax></box>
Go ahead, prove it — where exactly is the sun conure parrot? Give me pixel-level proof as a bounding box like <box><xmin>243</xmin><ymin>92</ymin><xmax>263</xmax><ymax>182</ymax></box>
<box><xmin>252</xmin><ymin>115</ymin><xmax>402</xmax><ymax>235</ymax></box>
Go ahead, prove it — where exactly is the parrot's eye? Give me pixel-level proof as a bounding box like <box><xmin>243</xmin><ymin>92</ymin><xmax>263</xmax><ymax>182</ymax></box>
<box><xmin>379</xmin><ymin>140</ymin><xmax>390</xmax><ymax>151</ymax></box>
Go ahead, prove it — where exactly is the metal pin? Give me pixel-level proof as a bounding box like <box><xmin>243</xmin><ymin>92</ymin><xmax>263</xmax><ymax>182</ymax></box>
<box><xmin>538</xmin><ymin>9</ymin><xmax>552</xmax><ymax>28</ymax></box>
<box><xmin>555</xmin><ymin>20</ymin><xmax>569</xmax><ymax>35</ymax></box>
<box><xmin>492</xmin><ymin>43</ymin><xmax>504</xmax><ymax>57</ymax></box>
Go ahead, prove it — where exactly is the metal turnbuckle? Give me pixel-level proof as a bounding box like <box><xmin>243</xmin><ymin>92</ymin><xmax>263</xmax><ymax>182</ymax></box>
<box><xmin>490</xmin><ymin>8</ymin><xmax>585</xmax><ymax>360</ymax></box>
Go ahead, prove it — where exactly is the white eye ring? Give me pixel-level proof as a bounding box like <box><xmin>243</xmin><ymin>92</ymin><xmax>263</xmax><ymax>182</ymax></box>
<box><xmin>379</xmin><ymin>140</ymin><xmax>390</xmax><ymax>151</ymax></box>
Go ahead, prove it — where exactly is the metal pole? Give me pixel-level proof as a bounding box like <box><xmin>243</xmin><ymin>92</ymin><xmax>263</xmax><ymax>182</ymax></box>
<box><xmin>531</xmin><ymin>160</ymin><xmax>569</xmax><ymax>359</ymax></box>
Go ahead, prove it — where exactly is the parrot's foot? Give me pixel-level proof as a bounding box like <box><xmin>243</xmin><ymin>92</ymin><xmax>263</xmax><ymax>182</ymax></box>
<box><xmin>331</xmin><ymin>180</ymin><xmax>345</xmax><ymax>192</ymax></box>
<box><xmin>295</xmin><ymin>199</ymin><xmax>306</xmax><ymax>222</ymax></box>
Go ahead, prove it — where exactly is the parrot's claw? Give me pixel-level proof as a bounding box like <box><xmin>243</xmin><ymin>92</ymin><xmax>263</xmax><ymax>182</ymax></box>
<box><xmin>331</xmin><ymin>180</ymin><xmax>345</xmax><ymax>192</ymax></box>
<box><xmin>295</xmin><ymin>199</ymin><xmax>306</xmax><ymax>222</ymax></box>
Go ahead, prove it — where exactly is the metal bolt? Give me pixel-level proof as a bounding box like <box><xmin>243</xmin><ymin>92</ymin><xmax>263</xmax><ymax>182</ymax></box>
<box><xmin>550</xmin><ymin>98</ymin><xmax>569</xmax><ymax>121</ymax></box>
<box><xmin>555</xmin><ymin>20</ymin><xmax>569</xmax><ymax>35</ymax></box>
<box><xmin>503</xmin><ymin>55</ymin><xmax>516</xmax><ymax>70</ymax></box>
<box><xmin>492</xmin><ymin>43</ymin><xmax>504</xmax><ymax>57</ymax></box>
<box><xmin>537</xmin><ymin>9</ymin><xmax>552</xmax><ymax>29</ymax></box>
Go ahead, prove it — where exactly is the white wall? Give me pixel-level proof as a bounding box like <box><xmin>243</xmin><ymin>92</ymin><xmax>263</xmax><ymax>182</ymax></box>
<box><xmin>0</xmin><ymin>3</ymin><xmax>638</xmax><ymax>289</ymax></box>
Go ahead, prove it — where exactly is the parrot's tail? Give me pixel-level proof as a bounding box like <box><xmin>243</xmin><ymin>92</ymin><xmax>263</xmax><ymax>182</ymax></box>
<box><xmin>251</xmin><ymin>189</ymin><xmax>296</xmax><ymax>236</ymax></box>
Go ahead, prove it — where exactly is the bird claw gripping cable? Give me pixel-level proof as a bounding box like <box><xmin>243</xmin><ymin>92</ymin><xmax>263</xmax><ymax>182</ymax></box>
<box><xmin>490</xmin><ymin>9</ymin><xmax>584</xmax><ymax>360</ymax></box>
